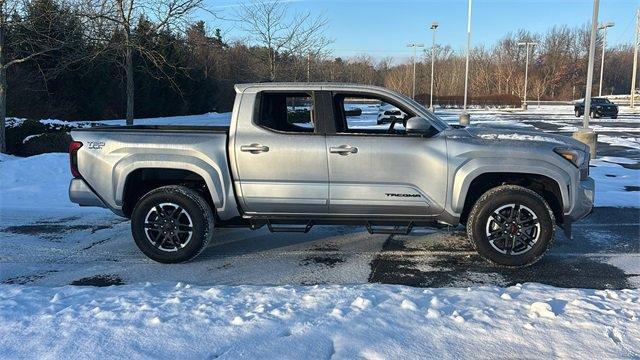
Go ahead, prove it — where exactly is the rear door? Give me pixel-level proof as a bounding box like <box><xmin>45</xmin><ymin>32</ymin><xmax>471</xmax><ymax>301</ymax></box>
<box><xmin>325</xmin><ymin>92</ymin><xmax>447</xmax><ymax>217</ymax></box>
<box><xmin>233</xmin><ymin>91</ymin><xmax>329</xmax><ymax>215</ymax></box>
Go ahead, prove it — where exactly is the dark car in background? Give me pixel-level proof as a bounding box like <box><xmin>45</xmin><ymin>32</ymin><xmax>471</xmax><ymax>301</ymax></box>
<box><xmin>574</xmin><ymin>97</ymin><xmax>618</xmax><ymax>119</ymax></box>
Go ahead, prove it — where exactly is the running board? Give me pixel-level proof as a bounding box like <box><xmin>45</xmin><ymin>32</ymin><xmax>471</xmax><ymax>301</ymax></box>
<box><xmin>265</xmin><ymin>220</ymin><xmax>314</xmax><ymax>233</ymax></box>
<box><xmin>365</xmin><ymin>222</ymin><xmax>414</xmax><ymax>235</ymax></box>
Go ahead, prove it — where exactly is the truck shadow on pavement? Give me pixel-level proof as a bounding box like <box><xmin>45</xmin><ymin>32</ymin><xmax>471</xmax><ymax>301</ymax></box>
<box><xmin>368</xmin><ymin>207</ymin><xmax>639</xmax><ymax>290</ymax></box>
<box><xmin>368</xmin><ymin>235</ymin><xmax>634</xmax><ymax>290</ymax></box>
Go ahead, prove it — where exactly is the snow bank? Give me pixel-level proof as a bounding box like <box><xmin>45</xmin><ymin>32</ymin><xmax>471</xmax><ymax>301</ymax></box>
<box><xmin>0</xmin><ymin>283</ymin><xmax>637</xmax><ymax>359</ymax></box>
<box><xmin>0</xmin><ymin>153</ymin><xmax>76</xmax><ymax>210</ymax></box>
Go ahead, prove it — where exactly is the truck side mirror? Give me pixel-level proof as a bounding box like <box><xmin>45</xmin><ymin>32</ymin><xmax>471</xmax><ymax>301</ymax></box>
<box><xmin>406</xmin><ymin>117</ymin><xmax>435</xmax><ymax>136</ymax></box>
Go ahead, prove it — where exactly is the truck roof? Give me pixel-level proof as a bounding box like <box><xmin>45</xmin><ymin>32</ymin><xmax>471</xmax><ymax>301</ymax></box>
<box><xmin>234</xmin><ymin>82</ymin><xmax>395</xmax><ymax>94</ymax></box>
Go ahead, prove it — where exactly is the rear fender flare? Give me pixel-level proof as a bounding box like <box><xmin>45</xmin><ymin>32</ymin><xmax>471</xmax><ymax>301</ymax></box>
<box><xmin>113</xmin><ymin>154</ymin><xmax>225</xmax><ymax>214</ymax></box>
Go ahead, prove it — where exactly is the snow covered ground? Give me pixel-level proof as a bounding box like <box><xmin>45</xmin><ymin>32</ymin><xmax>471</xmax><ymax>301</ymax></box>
<box><xmin>1</xmin><ymin>283</ymin><xmax>639</xmax><ymax>359</ymax></box>
<box><xmin>1</xmin><ymin>105</ymin><xmax>639</xmax><ymax>358</ymax></box>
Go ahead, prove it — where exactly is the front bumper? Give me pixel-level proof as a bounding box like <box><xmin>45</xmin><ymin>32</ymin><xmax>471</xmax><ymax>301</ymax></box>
<box><xmin>69</xmin><ymin>178</ymin><xmax>107</xmax><ymax>208</ymax></box>
<box><xmin>594</xmin><ymin>107</ymin><xmax>618</xmax><ymax>116</ymax></box>
<box><xmin>569</xmin><ymin>177</ymin><xmax>595</xmax><ymax>221</ymax></box>
<box><xmin>560</xmin><ymin>177</ymin><xmax>594</xmax><ymax>239</ymax></box>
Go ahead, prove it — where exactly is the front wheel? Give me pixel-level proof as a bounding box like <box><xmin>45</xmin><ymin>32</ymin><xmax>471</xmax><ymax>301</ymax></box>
<box><xmin>575</xmin><ymin>109</ymin><xmax>581</xmax><ymax>117</ymax></box>
<box><xmin>467</xmin><ymin>185</ymin><xmax>555</xmax><ymax>267</ymax></box>
<box><xmin>131</xmin><ymin>185</ymin><xmax>214</xmax><ymax>263</ymax></box>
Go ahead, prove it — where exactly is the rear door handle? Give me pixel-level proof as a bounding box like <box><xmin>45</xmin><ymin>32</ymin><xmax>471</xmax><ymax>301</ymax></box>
<box><xmin>329</xmin><ymin>145</ymin><xmax>358</xmax><ymax>155</ymax></box>
<box><xmin>241</xmin><ymin>144</ymin><xmax>269</xmax><ymax>154</ymax></box>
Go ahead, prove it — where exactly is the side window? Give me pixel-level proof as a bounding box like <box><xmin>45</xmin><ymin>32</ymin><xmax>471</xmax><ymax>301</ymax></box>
<box><xmin>256</xmin><ymin>92</ymin><xmax>315</xmax><ymax>133</ymax></box>
<box><xmin>334</xmin><ymin>94</ymin><xmax>413</xmax><ymax>135</ymax></box>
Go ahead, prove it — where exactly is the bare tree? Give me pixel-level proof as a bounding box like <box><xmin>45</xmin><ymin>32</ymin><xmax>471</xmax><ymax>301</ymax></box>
<box><xmin>384</xmin><ymin>64</ymin><xmax>412</xmax><ymax>96</ymax></box>
<box><xmin>237</xmin><ymin>0</ymin><xmax>329</xmax><ymax>81</ymax></box>
<box><xmin>81</xmin><ymin>0</ymin><xmax>205</xmax><ymax>124</ymax></box>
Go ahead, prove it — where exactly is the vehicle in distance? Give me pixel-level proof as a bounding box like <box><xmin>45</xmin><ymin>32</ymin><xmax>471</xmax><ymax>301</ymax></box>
<box><xmin>69</xmin><ymin>83</ymin><xmax>594</xmax><ymax>267</ymax></box>
<box><xmin>377</xmin><ymin>103</ymin><xmax>407</xmax><ymax>124</ymax></box>
<box><xmin>574</xmin><ymin>97</ymin><xmax>618</xmax><ymax>119</ymax></box>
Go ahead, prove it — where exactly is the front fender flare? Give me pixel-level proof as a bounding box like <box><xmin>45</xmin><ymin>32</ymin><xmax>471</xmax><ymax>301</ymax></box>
<box><xmin>449</xmin><ymin>158</ymin><xmax>572</xmax><ymax>215</ymax></box>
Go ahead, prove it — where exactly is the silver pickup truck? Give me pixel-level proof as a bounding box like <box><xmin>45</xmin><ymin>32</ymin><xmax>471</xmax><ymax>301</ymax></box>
<box><xmin>69</xmin><ymin>83</ymin><xmax>594</xmax><ymax>267</ymax></box>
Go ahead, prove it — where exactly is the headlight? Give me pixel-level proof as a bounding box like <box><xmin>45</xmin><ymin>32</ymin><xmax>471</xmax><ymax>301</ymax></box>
<box><xmin>554</xmin><ymin>147</ymin><xmax>587</xmax><ymax>168</ymax></box>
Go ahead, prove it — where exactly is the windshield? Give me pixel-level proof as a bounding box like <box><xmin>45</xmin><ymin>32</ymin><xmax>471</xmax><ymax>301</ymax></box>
<box><xmin>592</xmin><ymin>98</ymin><xmax>611</xmax><ymax>104</ymax></box>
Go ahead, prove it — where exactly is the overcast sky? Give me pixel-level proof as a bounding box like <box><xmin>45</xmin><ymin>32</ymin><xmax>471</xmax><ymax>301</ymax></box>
<box><xmin>203</xmin><ymin>0</ymin><xmax>639</xmax><ymax>59</ymax></box>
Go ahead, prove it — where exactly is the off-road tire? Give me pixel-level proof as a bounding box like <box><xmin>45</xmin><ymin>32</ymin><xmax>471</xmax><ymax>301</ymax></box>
<box><xmin>131</xmin><ymin>185</ymin><xmax>214</xmax><ymax>263</ymax></box>
<box><xmin>467</xmin><ymin>185</ymin><xmax>555</xmax><ymax>267</ymax></box>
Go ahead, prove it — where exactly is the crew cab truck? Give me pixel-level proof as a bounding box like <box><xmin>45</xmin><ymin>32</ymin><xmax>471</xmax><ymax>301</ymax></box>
<box><xmin>69</xmin><ymin>83</ymin><xmax>594</xmax><ymax>267</ymax></box>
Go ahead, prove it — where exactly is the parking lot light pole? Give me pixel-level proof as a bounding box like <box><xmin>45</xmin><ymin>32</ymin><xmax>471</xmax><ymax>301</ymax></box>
<box><xmin>631</xmin><ymin>9</ymin><xmax>639</xmax><ymax>109</ymax></box>
<box><xmin>429</xmin><ymin>22</ymin><xmax>439</xmax><ymax>112</ymax></box>
<box><xmin>460</xmin><ymin>0</ymin><xmax>472</xmax><ymax>125</ymax></box>
<box><xmin>573</xmin><ymin>0</ymin><xmax>600</xmax><ymax>159</ymax></box>
<box><xmin>598</xmin><ymin>22</ymin><xmax>615</xmax><ymax>97</ymax></box>
<box><xmin>406</xmin><ymin>43</ymin><xmax>424</xmax><ymax>100</ymax></box>
<box><xmin>517</xmin><ymin>42</ymin><xmax>537</xmax><ymax>110</ymax></box>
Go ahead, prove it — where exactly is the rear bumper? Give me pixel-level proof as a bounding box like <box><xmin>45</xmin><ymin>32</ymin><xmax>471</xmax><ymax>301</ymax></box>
<box><xmin>568</xmin><ymin>177</ymin><xmax>595</xmax><ymax>221</ymax></box>
<box><xmin>69</xmin><ymin>179</ymin><xmax>107</xmax><ymax>208</ymax></box>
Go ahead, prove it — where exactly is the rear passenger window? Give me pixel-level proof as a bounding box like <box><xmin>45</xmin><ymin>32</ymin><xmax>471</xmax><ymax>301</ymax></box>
<box><xmin>256</xmin><ymin>92</ymin><xmax>315</xmax><ymax>133</ymax></box>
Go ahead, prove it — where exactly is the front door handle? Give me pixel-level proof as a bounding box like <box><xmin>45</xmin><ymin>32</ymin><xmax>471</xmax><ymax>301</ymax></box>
<box><xmin>329</xmin><ymin>145</ymin><xmax>358</xmax><ymax>155</ymax></box>
<box><xmin>241</xmin><ymin>143</ymin><xmax>270</xmax><ymax>154</ymax></box>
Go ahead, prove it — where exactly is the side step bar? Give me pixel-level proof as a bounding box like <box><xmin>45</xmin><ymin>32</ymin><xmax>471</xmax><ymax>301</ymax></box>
<box><xmin>365</xmin><ymin>222</ymin><xmax>414</xmax><ymax>235</ymax></box>
<box><xmin>249</xmin><ymin>218</ymin><xmax>427</xmax><ymax>235</ymax></box>
<box><xmin>265</xmin><ymin>220</ymin><xmax>314</xmax><ymax>233</ymax></box>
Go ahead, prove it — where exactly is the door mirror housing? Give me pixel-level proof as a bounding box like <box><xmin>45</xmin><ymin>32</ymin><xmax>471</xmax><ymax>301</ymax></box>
<box><xmin>405</xmin><ymin>117</ymin><xmax>435</xmax><ymax>136</ymax></box>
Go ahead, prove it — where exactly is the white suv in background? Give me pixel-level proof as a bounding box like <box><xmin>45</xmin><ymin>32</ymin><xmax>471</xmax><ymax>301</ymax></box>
<box><xmin>377</xmin><ymin>103</ymin><xmax>407</xmax><ymax>124</ymax></box>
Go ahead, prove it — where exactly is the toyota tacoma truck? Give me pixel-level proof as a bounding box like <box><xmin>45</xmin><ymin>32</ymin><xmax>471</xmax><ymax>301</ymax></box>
<box><xmin>69</xmin><ymin>83</ymin><xmax>594</xmax><ymax>267</ymax></box>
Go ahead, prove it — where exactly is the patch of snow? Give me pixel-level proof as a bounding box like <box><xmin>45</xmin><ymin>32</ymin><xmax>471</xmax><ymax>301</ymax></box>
<box><xmin>0</xmin><ymin>283</ymin><xmax>638</xmax><ymax>358</ymax></box>
<box><xmin>22</xmin><ymin>134</ymin><xmax>44</xmax><ymax>144</ymax></box>
<box><xmin>598</xmin><ymin>135</ymin><xmax>640</xmax><ymax>149</ymax></box>
<box><xmin>590</xmin><ymin>159</ymin><xmax>640</xmax><ymax>207</ymax></box>
<box><xmin>599</xmin><ymin>156</ymin><xmax>639</xmax><ymax>165</ymax></box>
<box><xmin>477</xmin><ymin>133</ymin><xmax>568</xmax><ymax>145</ymax></box>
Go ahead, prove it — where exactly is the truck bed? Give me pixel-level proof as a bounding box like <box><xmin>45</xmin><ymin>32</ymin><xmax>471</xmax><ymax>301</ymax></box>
<box><xmin>74</xmin><ymin>125</ymin><xmax>229</xmax><ymax>133</ymax></box>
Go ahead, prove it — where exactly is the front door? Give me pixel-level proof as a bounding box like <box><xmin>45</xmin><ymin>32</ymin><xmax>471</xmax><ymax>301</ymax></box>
<box><xmin>234</xmin><ymin>91</ymin><xmax>329</xmax><ymax>215</ymax></box>
<box><xmin>326</xmin><ymin>93</ymin><xmax>447</xmax><ymax>217</ymax></box>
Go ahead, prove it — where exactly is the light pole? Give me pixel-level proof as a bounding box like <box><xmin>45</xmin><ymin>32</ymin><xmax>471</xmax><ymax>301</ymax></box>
<box><xmin>406</xmin><ymin>43</ymin><xmax>424</xmax><ymax>100</ymax></box>
<box><xmin>460</xmin><ymin>0</ymin><xmax>472</xmax><ymax>125</ymax></box>
<box><xmin>572</xmin><ymin>0</ymin><xmax>600</xmax><ymax>159</ymax></box>
<box><xmin>517</xmin><ymin>42</ymin><xmax>537</xmax><ymax>110</ymax></box>
<box><xmin>631</xmin><ymin>9</ymin><xmax>639</xmax><ymax>109</ymax></box>
<box><xmin>429</xmin><ymin>22</ymin><xmax>438</xmax><ymax>112</ymax></box>
<box><xmin>598</xmin><ymin>21</ymin><xmax>615</xmax><ymax>97</ymax></box>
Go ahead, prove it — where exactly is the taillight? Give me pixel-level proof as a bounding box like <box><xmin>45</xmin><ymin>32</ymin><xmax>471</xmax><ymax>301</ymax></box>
<box><xmin>69</xmin><ymin>141</ymin><xmax>83</xmax><ymax>178</ymax></box>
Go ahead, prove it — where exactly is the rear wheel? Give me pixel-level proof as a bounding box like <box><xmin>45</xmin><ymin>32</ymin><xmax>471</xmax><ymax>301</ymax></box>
<box><xmin>131</xmin><ymin>185</ymin><xmax>214</xmax><ymax>263</ymax></box>
<box><xmin>467</xmin><ymin>185</ymin><xmax>555</xmax><ymax>267</ymax></box>
<box><xmin>612</xmin><ymin>115</ymin><xmax>618</xmax><ymax>119</ymax></box>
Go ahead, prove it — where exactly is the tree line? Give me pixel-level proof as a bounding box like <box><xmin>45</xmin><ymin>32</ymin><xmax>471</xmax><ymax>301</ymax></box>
<box><xmin>1</xmin><ymin>0</ymin><xmax>636</xmax><ymax>151</ymax></box>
